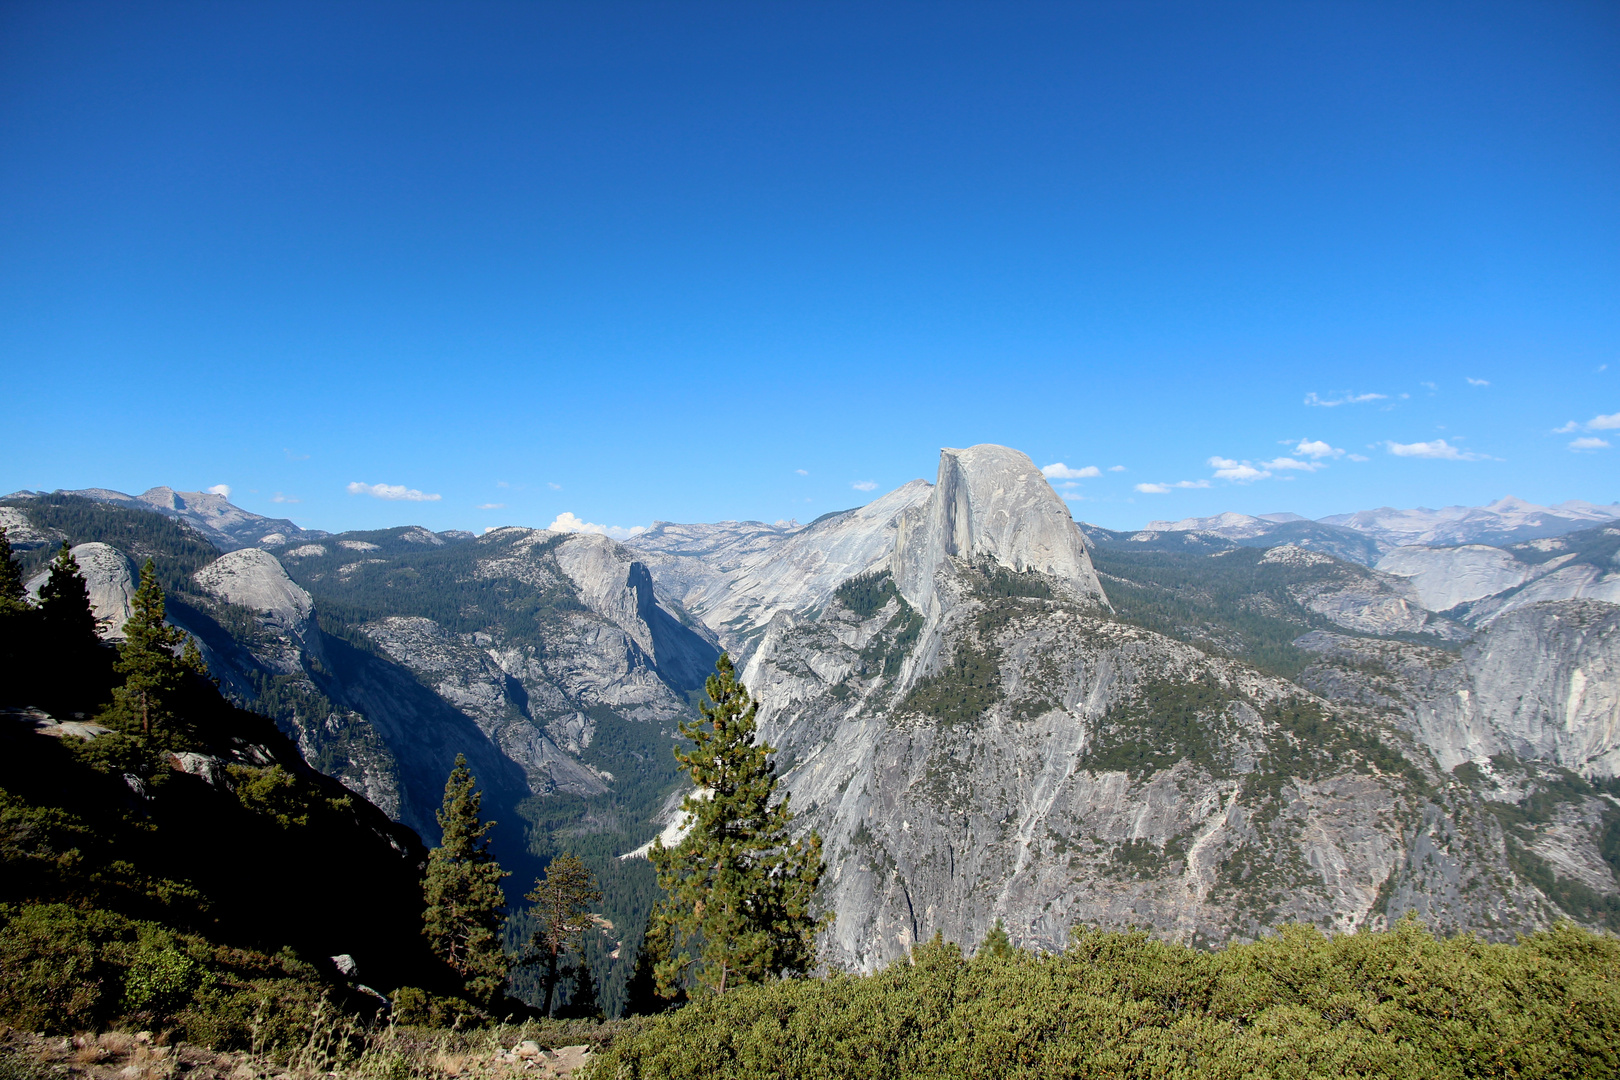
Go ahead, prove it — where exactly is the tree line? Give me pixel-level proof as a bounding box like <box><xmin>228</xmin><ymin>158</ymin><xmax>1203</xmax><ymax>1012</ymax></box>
<box><xmin>421</xmin><ymin>651</ymin><xmax>827</xmax><ymax>1018</ymax></box>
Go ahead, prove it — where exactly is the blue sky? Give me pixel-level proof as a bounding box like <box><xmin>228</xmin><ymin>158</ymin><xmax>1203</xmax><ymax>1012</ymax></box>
<box><xmin>3</xmin><ymin>1</ymin><xmax>1616</xmax><ymax>534</ymax></box>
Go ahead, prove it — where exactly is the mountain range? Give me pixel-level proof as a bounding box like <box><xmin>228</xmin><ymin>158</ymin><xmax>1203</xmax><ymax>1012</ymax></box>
<box><xmin>4</xmin><ymin>453</ymin><xmax>1618</xmax><ymax>1006</ymax></box>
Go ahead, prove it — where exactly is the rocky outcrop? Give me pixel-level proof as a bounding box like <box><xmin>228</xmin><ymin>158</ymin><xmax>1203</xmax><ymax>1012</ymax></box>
<box><xmin>26</xmin><ymin>542</ymin><xmax>138</xmax><ymax>638</ymax></box>
<box><xmin>1376</xmin><ymin>544</ymin><xmax>1532</xmax><ymax>612</ymax></box>
<box><xmin>893</xmin><ymin>445</ymin><xmax>1107</xmax><ymax>617</ymax></box>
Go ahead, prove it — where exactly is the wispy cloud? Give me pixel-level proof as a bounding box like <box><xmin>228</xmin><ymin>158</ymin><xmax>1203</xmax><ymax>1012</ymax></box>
<box><xmin>1383</xmin><ymin>439</ymin><xmax>1490</xmax><ymax>461</ymax></box>
<box><xmin>1136</xmin><ymin>479</ymin><xmax>1209</xmax><ymax>494</ymax></box>
<box><xmin>284</xmin><ymin>448</ymin><xmax>310</xmax><ymax>461</ymax></box>
<box><xmin>1261</xmin><ymin>457</ymin><xmax>1323</xmax><ymax>472</ymax></box>
<box><xmin>795</xmin><ymin>469</ymin><xmax>809</xmax><ymax>476</ymax></box>
<box><xmin>851</xmin><ymin>480</ymin><xmax>878</xmax><ymax>491</ymax></box>
<box><xmin>1466</xmin><ymin>377</ymin><xmax>1490</xmax><ymax>387</ymax></box>
<box><xmin>477</xmin><ymin>502</ymin><xmax>506</xmax><ymax>509</ymax></box>
<box><xmin>1208</xmin><ymin>456</ymin><xmax>1270</xmax><ymax>483</ymax></box>
<box><xmin>1108</xmin><ymin>465</ymin><xmax>1127</xmax><ymax>472</ymax></box>
<box><xmin>206</xmin><ymin>484</ymin><xmax>231</xmax><ymax>497</ymax></box>
<box><xmin>1554</xmin><ymin>412</ymin><xmax>1618</xmax><ymax>436</ymax></box>
<box><xmin>347</xmin><ymin>481</ymin><xmax>442</xmax><ymax>501</ymax></box>
<box><xmin>548</xmin><ymin>481</ymin><xmax>562</xmax><ymax>490</ymax></box>
<box><xmin>271</xmin><ymin>492</ymin><xmax>299</xmax><ymax>504</ymax></box>
<box><xmin>1304</xmin><ymin>391</ymin><xmax>1387</xmax><ymax>407</ymax></box>
<box><xmin>547</xmin><ymin>512</ymin><xmax>646</xmax><ymax>540</ymax></box>
<box><xmin>1569</xmin><ymin>437</ymin><xmax>1611</xmax><ymax>452</ymax></box>
<box><xmin>1041</xmin><ymin>462</ymin><xmax>1101</xmax><ymax>480</ymax></box>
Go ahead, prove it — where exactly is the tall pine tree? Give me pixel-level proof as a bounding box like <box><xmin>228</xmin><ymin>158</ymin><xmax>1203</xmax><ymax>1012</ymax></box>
<box><xmin>523</xmin><ymin>851</ymin><xmax>602</xmax><ymax>1016</ymax></box>
<box><xmin>106</xmin><ymin>560</ymin><xmax>200</xmax><ymax>737</ymax></box>
<box><xmin>0</xmin><ymin>526</ymin><xmax>27</xmax><ymax>614</ymax></box>
<box><xmin>648</xmin><ymin>654</ymin><xmax>827</xmax><ymax>997</ymax></box>
<box><xmin>38</xmin><ymin>542</ymin><xmax>100</xmax><ymax>648</ymax></box>
<box><xmin>423</xmin><ymin>754</ymin><xmax>511</xmax><ymax>1008</ymax></box>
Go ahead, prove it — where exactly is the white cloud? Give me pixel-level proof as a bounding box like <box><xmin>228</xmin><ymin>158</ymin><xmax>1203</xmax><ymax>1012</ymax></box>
<box><xmin>548</xmin><ymin>482</ymin><xmax>562</xmax><ymax>490</ymax></box>
<box><xmin>1134</xmin><ymin>483</ymin><xmax>1171</xmax><ymax>494</ymax></box>
<box><xmin>206</xmin><ymin>484</ymin><xmax>231</xmax><ymax>497</ymax></box>
<box><xmin>795</xmin><ymin>469</ymin><xmax>809</xmax><ymax>476</ymax></box>
<box><xmin>1175</xmin><ymin>479</ymin><xmax>1211</xmax><ymax>488</ymax></box>
<box><xmin>1555</xmin><ymin>412</ymin><xmax>1619</xmax><ymax>436</ymax></box>
<box><xmin>1261</xmin><ymin>457</ymin><xmax>1323</xmax><ymax>472</ymax></box>
<box><xmin>1293</xmin><ymin>439</ymin><xmax>1344</xmax><ymax>459</ymax></box>
<box><xmin>1062</xmin><ymin>493</ymin><xmax>1086</xmax><ymax>501</ymax></box>
<box><xmin>851</xmin><ymin>480</ymin><xmax>878</xmax><ymax>491</ymax></box>
<box><xmin>1421</xmin><ymin>381</ymin><xmax>1437</xmax><ymax>391</ymax></box>
<box><xmin>1383</xmin><ymin>439</ymin><xmax>1489</xmax><ymax>461</ymax></box>
<box><xmin>1304</xmin><ymin>391</ymin><xmax>1387</xmax><ymax>407</ymax></box>
<box><xmin>347</xmin><ymin>481</ymin><xmax>442</xmax><ymax>501</ymax></box>
<box><xmin>477</xmin><ymin>502</ymin><xmax>506</xmax><ymax>509</ymax></box>
<box><xmin>547</xmin><ymin>512</ymin><xmax>647</xmax><ymax>540</ymax></box>
<box><xmin>1569</xmin><ymin>437</ymin><xmax>1611</xmax><ymax>452</ymax></box>
<box><xmin>1041</xmin><ymin>463</ymin><xmax>1101</xmax><ymax>480</ymax></box>
<box><xmin>1466</xmin><ymin>377</ymin><xmax>1490</xmax><ymax>387</ymax></box>
<box><xmin>284</xmin><ymin>448</ymin><xmax>310</xmax><ymax>461</ymax></box>
<box><xmin>1108</xmin><ymin>465</ymin><xmax>1127</xmax><ymax>472</ymax></box>
<box><xmin>1207</xmin><ymin>456</ymin><xmax>1270</xmax><ymax>483</ymax></box>
<box><xmin>1348</xmin><ymin>453</ymin><xmax>1370</xmax><ymax>462</ymax></box>
<box><xmin>271</xmin><ymin>492</ymin><xmax>299</xmax><ymax>504</ymax></box>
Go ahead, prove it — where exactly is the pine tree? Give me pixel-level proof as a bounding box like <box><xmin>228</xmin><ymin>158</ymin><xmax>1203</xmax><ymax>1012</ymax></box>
<box><xmin>623</xmin><ymin>910</ymin><xmax>682</xmax><ymax>1015</ymax></box>
<box><xmin>648</xmin><ymin>654</ymin><xmax>827</xmax><ymax>997</ymax></box>
<box><xmin>557</xmin><ymin>957</ymin><xmax>602</xmax><ymax>1020</ymax></box>
<box><xmin>422</xmin><ymin>754</ymin><xmax>511</xmax><ymax>1008</ymax></box>
<box><xmin>37</xmin><ymin>542</ymin><xmax>100</xmax><ymax>648</ymax></box>
<box><xmin>107</xmin><ymin>560</ymin><xmax>196</xmax><ymax>736</ymax></box>
<box><xmin>0</xmin><ymin>526</ymin><xmax>27</xmax><ymax>614</ymax></box>
<box><xmin>979</xmin><ymin>919</ymin><xmax>1015</xmax><ymax>960</ymax></box>
<box><xmin>524</xmin><ymin>851</ymin><xmax>602</xmax><ymax>1016</ymax></box>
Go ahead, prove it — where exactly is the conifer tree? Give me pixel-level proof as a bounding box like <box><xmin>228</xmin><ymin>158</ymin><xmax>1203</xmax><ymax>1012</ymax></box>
<box><xmin>0</xmin><ymin>527</ymin><xmax>27</xmax><ymax>614</ymax></box>
<box><xmin>108</xmin><ymin>560</ymin><xmax>197</xmax><ymax>736</ymax></box>
<box><xmin>623</xmin><ymin>910</ymin><xmax>682</xmax><ymax>1015</ymax></box>
<box><xmin>979</xmin><ymin>919</ymin><xmax>1016</xmax><ymax>960</ymax></box>
<box><xmin>524</xmin><ymin>851</ymin><xmax>602</xmax><ymax>1016</ymax></box>
<box><xmin>423</xmin><ymin>754</ymin><xmax>511</xmax><ymax>1008</ymax></box>
<box><xmin>558</xmin><ymin>957</ymin><xmax>602</xmax><ymax>1020</ymax></box>
<box><xmin>38</xmin><ymin>542</ymin><xmax>100</xmax><ymax>648</ymax></box>
<box><xmin>649</xmin><ymin>654</ymin><xmax>827</xmax><ymax>997</ymax></box>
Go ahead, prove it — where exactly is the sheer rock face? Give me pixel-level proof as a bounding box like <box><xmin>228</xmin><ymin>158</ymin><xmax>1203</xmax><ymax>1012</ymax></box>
<box><xmin>1464</xmin><ymin>601</ymin><xmax>1620</xmax><ymax>777</ymax></box>
<box><xmin>893</xmin><ymin>445</ymin><xmax>1107</xmax><ymax>617</ymax></box>
<box><xmin>1376</xmin><ymin>545</ymin><xmax>1532</xmax><ymax>613</ymax></box>
<box><xmin>1298</xmin><ymin>605</ymin><xmax>1620</xmax><ymax>779</ymax></box>
<box><xmin>745</xmin><ymin>575</ymin><xmax>1472</xmax><ymax>970</ymax></box>
<box><xmin>627</xmin><ymin>482</ymin><xmax>934</xmax><ymax>660</ymax></box>
<box><xmin>26</xmin><ymin>542</ymin><xmax>137</xmax><ymax>638</ymax></box>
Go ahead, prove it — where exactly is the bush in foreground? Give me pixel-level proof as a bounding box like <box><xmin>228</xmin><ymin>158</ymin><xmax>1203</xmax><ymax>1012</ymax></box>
<box><xmin>587</xmin><ymin>919</ymin><xmax>1620</xmax><ymax>1079</ymax></box>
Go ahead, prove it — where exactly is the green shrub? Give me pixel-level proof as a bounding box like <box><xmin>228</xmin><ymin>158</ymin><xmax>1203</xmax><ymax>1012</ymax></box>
<box><xmin>586</xmin><ymin>920</ymin><xmax>1620</xmax><ymax>1080</ymax></box>
<box><xmin>0</xmin><ymin>903</ymin><xmax>128</xmax><ymax>1031</ymax></box>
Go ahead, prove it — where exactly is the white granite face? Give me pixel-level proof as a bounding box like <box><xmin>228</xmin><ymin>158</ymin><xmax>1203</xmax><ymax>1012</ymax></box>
<box><xmin>1376</xmin><ymin>545</ymin><xmax>1532</xmax><ymax>612</ymax></box>
<box><xmin>893</xmin><ymin>444</ymin><xmax>1108</xmax><ymax>617</ymax></box>
<box><xmin>193</xmin><ymin>548</ymin><xmax>314</xmax><ymax>625</ymax></box>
